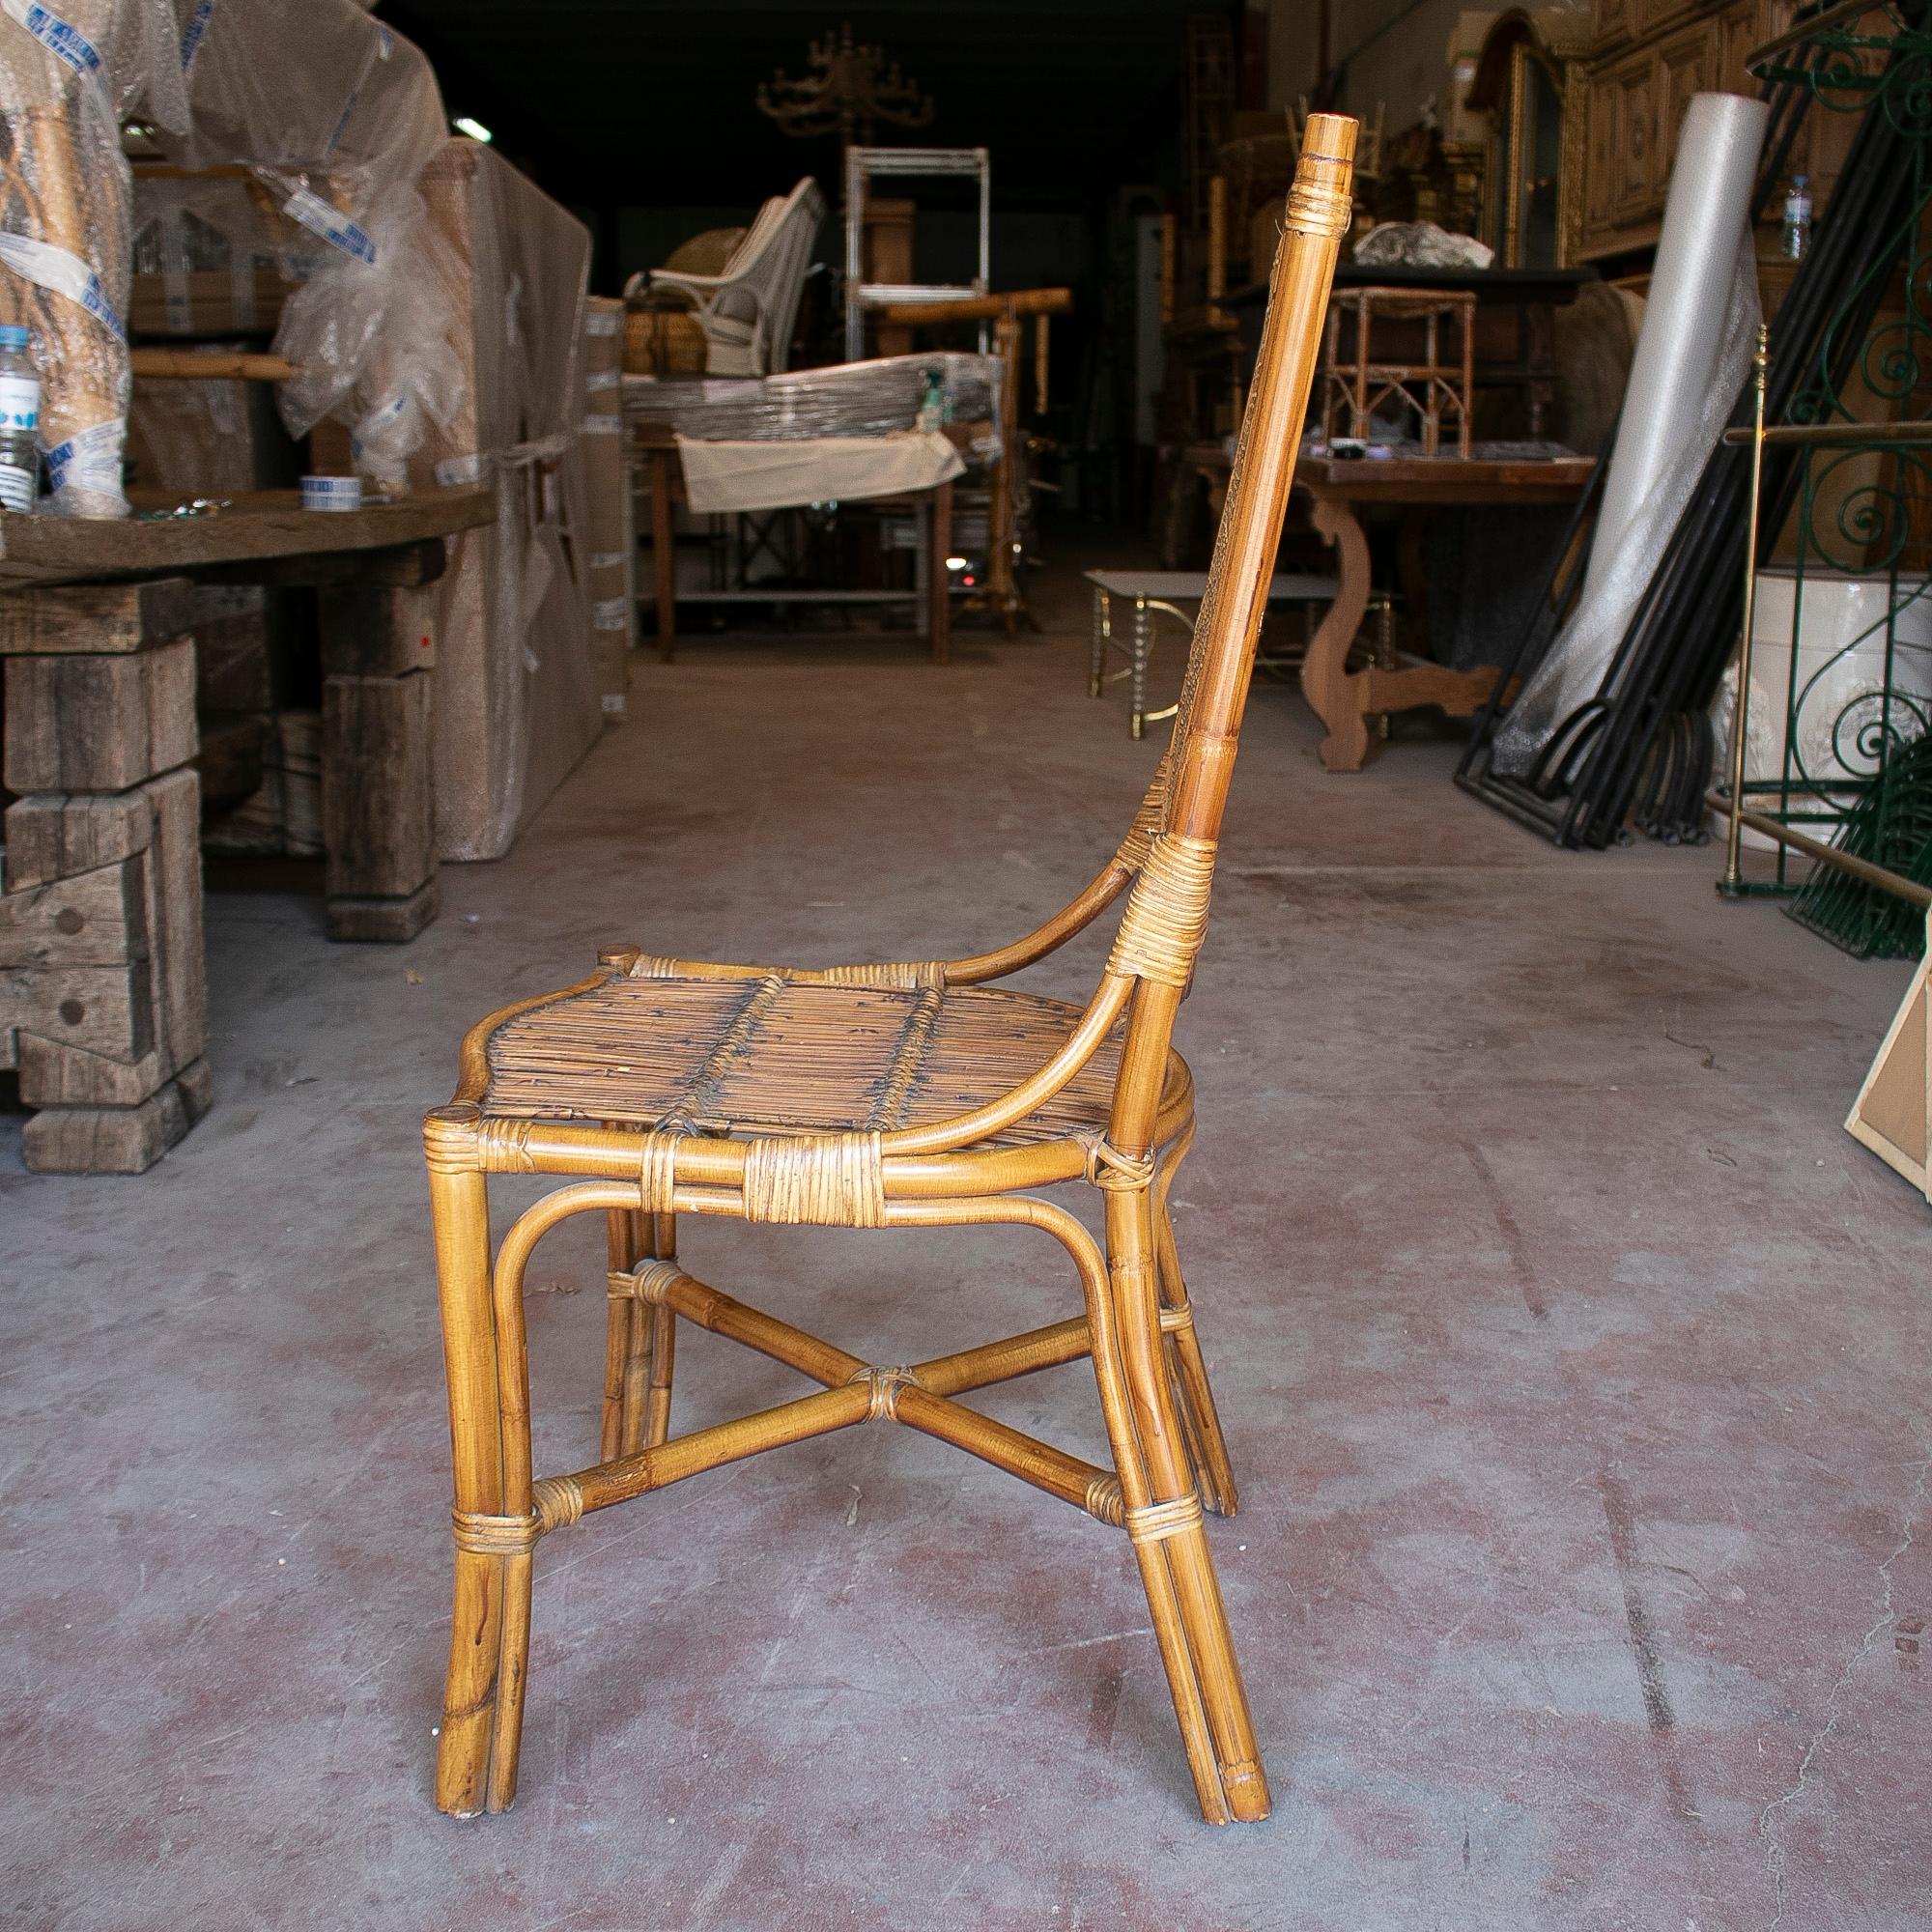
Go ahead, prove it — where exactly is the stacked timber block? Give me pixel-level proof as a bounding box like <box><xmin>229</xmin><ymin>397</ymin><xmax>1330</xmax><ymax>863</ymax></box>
<box><xmin>583</xmin><ymin>296</ymin><xmax>635</xmax><ymax>718</ymax></box>
<box><xmin>315</xmin><ymin>542</ymin><xmax>441</xmax><ymax>943</ymax></box>
<box><xmin>0</xmin><ymin>580</ymin><xmax>210</xmax><ymax>1174</ymax></box>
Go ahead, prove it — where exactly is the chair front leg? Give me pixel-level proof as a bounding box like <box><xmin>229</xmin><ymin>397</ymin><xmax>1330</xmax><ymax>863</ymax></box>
<box><xmin>426</xmin><ymin>1107</ymin><xmax>536</xmax><ymax>1817</ymax></box>
<box><xmin>601</xmin><ymin>1208</ymin><xmax>645</xmax><ymax>1462</ymax></box>
<box><xmin>1104</xmin><ymin>1184</ymin><xmax>1269</xmax><ymax>1825</ymax></box>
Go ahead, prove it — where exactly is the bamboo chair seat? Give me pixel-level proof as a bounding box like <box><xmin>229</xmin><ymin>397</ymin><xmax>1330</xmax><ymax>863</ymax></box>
<box><xmin>479</xmin><ymin>962</ymin><xmax>1193</xmax><ymax>1151</ymax></box>
<box><xmin>422</xmin><ymin>117</ymin><xmax>1358</xmax><ymax>1833</ymax></box>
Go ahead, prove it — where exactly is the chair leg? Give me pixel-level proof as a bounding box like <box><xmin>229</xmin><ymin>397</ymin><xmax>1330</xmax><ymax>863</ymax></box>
<box><xmin>427</xmin><ymin>1120</ymin><xmax>535</xmax><ymax>1817</ymax></box>
<box><xmin>1101</xmin><ymin>1189</ymin><xmax>1269</xmax><ymax>1825</ymax></box>
<box><xmin>1153</xmin><ymin>1140</ymin><xmax>1239</xmax><ymax>1518</ymax></box>
<box><xmin>601</xmin><ymin>1208</ymin><xmax>645</xmax><ymax>1462</ymax></box>
<box><xmin>638</xmin><ymin>1210</ymin><xmax>677</xmax><ymax>1451</ymax></box>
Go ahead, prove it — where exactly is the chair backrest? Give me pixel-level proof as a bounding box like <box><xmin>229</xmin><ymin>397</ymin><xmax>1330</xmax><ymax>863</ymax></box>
<box><xmin>713</xmin><ymin>178</ymin><xmax>824</xmax><ymax>372</ymax></box>
<box><xmin>1103</xmin><ymin>115</ymin><xmax>1356</xmax><ymax>1141</ymax></box>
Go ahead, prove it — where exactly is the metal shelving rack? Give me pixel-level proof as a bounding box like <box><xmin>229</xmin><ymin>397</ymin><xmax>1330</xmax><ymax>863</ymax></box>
<box><xmin>842</xmin><ymin>145</ymin><xmax>991</xmax><ymax>360</ymax></box>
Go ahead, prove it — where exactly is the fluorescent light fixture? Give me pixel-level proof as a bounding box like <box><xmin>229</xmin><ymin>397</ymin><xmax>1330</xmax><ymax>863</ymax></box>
<box><xmin>453</xmin><ymin>117</ymin><xmax>493</xmax><ymax>143</ymax></box>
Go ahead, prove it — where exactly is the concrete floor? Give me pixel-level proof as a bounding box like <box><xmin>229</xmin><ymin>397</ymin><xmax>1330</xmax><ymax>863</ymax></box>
<box><xmin>3</xmin><ymin>553</ymin><xmax>1928</xmax><ymax>1931</ymax></box>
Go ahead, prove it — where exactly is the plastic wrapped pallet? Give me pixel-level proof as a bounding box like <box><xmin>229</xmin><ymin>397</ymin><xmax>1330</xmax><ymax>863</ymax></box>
<box><xmin>409</xmin><ymin>138</ymin><xmax>600</xmax><ymax>863</ymax></box>
<box><xmin>582</xmin><ymin>296</ymin><xmax>634</xmax><ymax>717</ymax></box>
<box><xmin>623</xmin><ymin>351</ymin><xmax>1003</xmax><ymax>447</ymax></box>
<box><xmin>0</xmin><ymin>0</ymin><xmax>185</xmax><ymax>517</ymax></box>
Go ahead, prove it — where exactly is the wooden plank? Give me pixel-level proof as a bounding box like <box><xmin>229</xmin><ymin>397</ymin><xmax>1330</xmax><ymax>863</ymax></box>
<box><xmin>326</xmin><ymin>880</ymin><xmax>440</xmax><ymax>944</ymax></box>
<box><xmin>16</xmin><ymin>1034</ymin><xmax>171</xmax><ymax>1107</ymax></box>
<box><xmin>322</xmin><ymin>670</ymin><xmax>435</xmax><ymax>903</ymax></box>
<box><xmin>21</xmin><ymin>1058</ymin><xmax>212</xmax><ymax>1175</ymax></box>
<box><xmin>1846</xmin><ymin>916</ymin><xmax>1932</xmax><ymax>1202</ymax></box>
<box><xmin>0</xmin><ymin>857</ymin><xmax>148</xmax><ymax>969</ymax></box>
<box><xmin>130</xmin><ymin>348</ymin><xmax>297</xmax><ymax>382</ymax></box>
<box><xmin>317</xmin><ymin>582</ymin><xmax>439</xmax><ymax>678</ymax></box>
<box><xmin>4</xmin><ymin>637</ymin><xmax>198</xmax><ymax>793</ymax></box>
<box><xmin>3</xmin><ymin>790</ymin><xmax>154</xmax><ymax>893</ymax></box>
<box><xmin>0</xmin><ymin>488</ymin><xmax>492</xmax><ymax>588</ymax></box>
<box><xmin>191</xmin><ymin>537</ymin><xmax>447</xmax><ymax>592</ymax></box>
<box><xmin>0</xmin><ymin>577</ymin><xmax>196</xmax><ymax>655</ymax></box>
<box><xmin>0</xmin><ymin>960</ymin><xmax>151</xmax><ymax>1066</ymax></box>
<box><xmin>140</xmin><ymin>766</ymin><xmax>207</xmax><ymax>1073</ymax></box>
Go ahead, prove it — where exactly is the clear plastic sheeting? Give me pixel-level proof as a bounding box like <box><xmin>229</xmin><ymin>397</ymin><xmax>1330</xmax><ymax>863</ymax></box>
<box><xmin>1351</xmin><ymin>220</ymin><xmax>1493</xmax><ymax>270</ymax></box>
<box><xmin>1492</xmin><ymin>93</ymin><xmax>1768</xmax><ymax>777</ymax></box>
<box><xmin>624</xmin><ymin>351</ymin><xmax>1003</xmax><ymax>449</ymax></box>
<box><xmin>0</xmin><ymin>0</ymin><xmax>181</xmax><ymax>515</ymax></box>
<box><xmin>166</xmin><ymin>0</ymin><xmax>460</xmax><ymax>480</ymax></box>
<box><xmin>409</xmin><ymin>138</ymin><xmax>599</xmax><ymax>864</ymax></box>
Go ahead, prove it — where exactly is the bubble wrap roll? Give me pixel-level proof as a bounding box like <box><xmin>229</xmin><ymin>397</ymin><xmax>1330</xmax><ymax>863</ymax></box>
<box><xmin>1492</xmin><ymin>94</ymin><xmax>1770</xmax><ymax>775</ymax></box>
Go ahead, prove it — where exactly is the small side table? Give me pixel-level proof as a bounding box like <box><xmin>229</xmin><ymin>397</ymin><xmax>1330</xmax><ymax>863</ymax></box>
<box><xmin>1085</xmin><ymin>568</ymin><xmax>1339</xmax><ymax>739</ymax></box>
<box><xmin>1321</xmin><ymin>286</ymin><xmax>1476</xmax><ymax>459</ymax></box>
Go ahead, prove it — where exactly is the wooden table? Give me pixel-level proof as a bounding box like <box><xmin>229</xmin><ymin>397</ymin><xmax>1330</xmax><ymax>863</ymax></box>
<box><xmin>634</xmin><ymin>422</ymin><xmax>953</xmax><ymax>665</ymax></box>
<box><xmin>1188</xmin><ymin>445</ymin><xmax>1593</xmax><ymax>771</ymax></box>
<box><xmin>0</xmin><ymin>487</ymin><xmax>492</xmax><ymax>1173</ymax></box>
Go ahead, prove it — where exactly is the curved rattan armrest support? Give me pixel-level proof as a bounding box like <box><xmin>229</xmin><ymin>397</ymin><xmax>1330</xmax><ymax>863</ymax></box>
<box><xmin>877</xmin><ymin>972</ymin><xmax>1134</xmax><ymax>1156</ymax></box>
<box><xmin>944</xmin><ymin>750</ymin><xmax>1173</xmax><ymax>986</ymax></box>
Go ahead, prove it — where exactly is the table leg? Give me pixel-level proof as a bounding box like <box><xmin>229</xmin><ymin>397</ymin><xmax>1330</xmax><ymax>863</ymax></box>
<box><xmin>1299</xmin><ymin>491</ymin><xmax>1375</xmax><ymax>773</ymax></box>
<box><xmin>1131</xmin><ymin>598</ymin><xmax>1151</xmax><ymax>741</ymax></box>
<box><xmin>1090</xmin><ymin>588</ymin><xmax>1108</xmax><ymax>698</ymax></box>
<box><xmin>649</xmin><ymin>447</ymin><xmax>676</xmax><ymax>664</ymax></box>
<box><xmin>317</xmin><ymin>582</ymin><xmax>439</xmax><ymax>943</ymax></box>
<box><xmin>1</xmin><ymin>580</ymin><xmax>211</xmax><ymax>1172</ymax></box>
<box><xmin>929</xmin><ymin>478</ymin><xmax>952</xmax><ymax>665</ymax></box>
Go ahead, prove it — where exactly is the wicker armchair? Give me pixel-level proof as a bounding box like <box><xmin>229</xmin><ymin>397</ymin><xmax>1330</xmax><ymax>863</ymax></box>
<box><xmin>629</xmin><ymin>177</ymin><xmax>825</xmax><ymax>376</ymax></box>
<box><xmin>424</xmin><ymin>118</ymin><xmax>1356</xmax><ymax>1826</ymax></box>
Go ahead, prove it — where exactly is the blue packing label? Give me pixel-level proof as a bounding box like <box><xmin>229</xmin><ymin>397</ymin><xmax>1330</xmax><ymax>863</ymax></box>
<box><xmin>79</xmin><ymin>271</ymin><xmax>125</xmax><ymax>342</ymax></box>
<box><xmin>283</xmin><ymin>187</ymin><xmax>378</xmax><ymax>267</ymax></box>
<box><xmin>44</xmin><ymin>420</ymin><xmax>119</xmax><ymax>497</ymax></box>
<box><xmin>179</xmin><ymin>0</ymin><xmax>214</xmax><ymax>69</ymax></box>
<box><xmin>17</xmin><ymin>3</ymin><xmax>101</xmax><ymax>76</ymax></box>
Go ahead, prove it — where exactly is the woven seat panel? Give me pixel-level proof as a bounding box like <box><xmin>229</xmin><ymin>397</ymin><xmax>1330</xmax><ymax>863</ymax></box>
<box><xmin>481</xmin><ymin>971</ymin><xmax>1148</xmax><ymax>1147</ymax></box>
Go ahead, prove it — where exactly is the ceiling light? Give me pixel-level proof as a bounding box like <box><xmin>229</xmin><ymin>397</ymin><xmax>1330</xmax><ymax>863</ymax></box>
<box><xmin>453</xmin><ymin>117</ymin><xmax>493</xmax><ymax>143</ymax></box>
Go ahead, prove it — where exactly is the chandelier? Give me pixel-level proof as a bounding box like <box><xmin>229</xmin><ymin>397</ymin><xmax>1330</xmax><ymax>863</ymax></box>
<box><xmin>756</xmin><ymin>23</ymin><xmax>935</xmax><ymax>147</ymax></box>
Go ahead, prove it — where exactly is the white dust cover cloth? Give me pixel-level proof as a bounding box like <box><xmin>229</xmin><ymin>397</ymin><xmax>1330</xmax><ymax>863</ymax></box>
<box><xmin>674</xmin><ymin>429</ymin><xmax>965</xmax><ymax>514</ymax></box>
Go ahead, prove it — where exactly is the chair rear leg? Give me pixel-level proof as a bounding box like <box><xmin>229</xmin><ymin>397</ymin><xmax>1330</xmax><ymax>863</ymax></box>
<box><xmin>601</xmin><ymin>1208</ymin><xmax>646</xmax><ymax>1461</ymax></box>
<box><xmin>1153</xmin><ymin>1144</ymin><xmax>1239</xmax><ymax>1517</ymax></box>
<box><xmin>427</xmin><ymin>1111</ymin><xmax>536</xmax><ymax>1817</ymax></box>
<box><xmin>1151</xmin><ymin>1131</ymin><xmax>1239</xmax><ymax>1513</ymax></box>
<box><xmin>1104</xmin><ymin>1192</ymin><xmax>1269</xmax><ymax>1825</ymax></box>
<box><xmin>638</xmin><ymin>1211</ymin><xmax>678</xmax><ymax>1451</ymax></box>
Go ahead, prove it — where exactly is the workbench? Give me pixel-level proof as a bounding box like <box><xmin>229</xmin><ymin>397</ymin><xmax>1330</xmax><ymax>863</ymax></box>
<box><xmin>635</xmin><ymin>421</ymin><xmax>954</xmax><ymax>664</ymax></box>
<box><xmin>0</xmin><ymin>486</ymin><xmax>493</xmax><ymax>1173</ymax></box>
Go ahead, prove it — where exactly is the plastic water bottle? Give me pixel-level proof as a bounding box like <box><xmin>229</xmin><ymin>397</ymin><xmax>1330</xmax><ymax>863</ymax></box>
<box><xmin>1781</xmin><ymin>176</ymin><xmax>1812</xmax><ymax>261</ymax></box>
<box><xmin>916</xmin><ymin>367</ymin><xmax>946</xmax><ymax>434</ymax></box>
<box><xmin>0</xmin><ymin>323</ymin><xmax>39</xmax><ymax>514</ymax></box>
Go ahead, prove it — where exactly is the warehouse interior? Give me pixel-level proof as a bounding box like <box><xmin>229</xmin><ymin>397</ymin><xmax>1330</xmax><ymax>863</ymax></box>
<box><xmin>1</xmin><ymin>3</ymin><xmax>1928</xmax><ymax>1928</ymax></box>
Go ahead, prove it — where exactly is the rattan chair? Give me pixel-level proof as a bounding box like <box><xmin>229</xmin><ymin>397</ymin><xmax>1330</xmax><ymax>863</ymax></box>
<box><xmin>424</xmin><ymin>118</ymin><xmax>1356</xmax><ymax>1826</ymax></box>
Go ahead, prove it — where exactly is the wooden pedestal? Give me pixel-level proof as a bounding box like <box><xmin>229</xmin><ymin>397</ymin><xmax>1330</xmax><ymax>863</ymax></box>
<box><xmin>1</xmin><ymin>581</ymin><xmax>211</xmax><ymax>1172</ymax></box>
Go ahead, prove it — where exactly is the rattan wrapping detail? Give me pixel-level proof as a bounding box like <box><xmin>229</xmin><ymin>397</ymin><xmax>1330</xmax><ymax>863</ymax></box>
<box><xmin>1115</xmin><ymin>753</ymin><xmax>1174</xmax><ymax>874</ymax></box>
<box><xmin>628</xmin><ymin>954</ymin><xmax>682</xmax><ymax>980</ymax></box>
<box><xmin>1085</xmin><ymin>1476</ymin><xmax>1127</xmax><ymax>1526</ymax></box>
<box><xmin>1124</xmin><ymin>1492</ymin><xmax>1206</xmax><ymax>1546</ymax></box>
<box><xmin>849</xmin><ymin>1363</ymin><xmax>916</xmax><ymax>1420</ymax></box>
<box><xmin>797</xmin><ymin>961</ymin><xmax>946</xmax><ymax>990</ymax></box>
<box><xmin>532</xmin><ymin>1475</ymin><xmax>585</xmax><ymax>1530</ymax></box>
<box><xmin>1284</xmin><ymin>156</ymin><xmax>1355</xmax><ymax>242</ymax></box>
<box><xmin>742</xmin><ymin>1130</ymin><xmax>887</xmax><ymax>1226</ymax></box>
<box><xmin>1106</xmin><ymin>835</ymin><xmax>1217</xmax><ymax>986</ymax></box>
<box><xmin>638</xmin><ymin>1130</ymin><xmax>682</xmax><ymax>1212</ymax></box>
<box><xmin>452</xmin><ymin>1508</ymin><xmax>540</xmax><ymax>1555</ymax></box>
<box><xmin>1083</xmin><ymin>1134</ymin><xmax>1158</xmax><ymax>1192</ymax></box>
<box><xmin>474</xmin><ymin>1117</ymin><xmax>539</xmax><ymax>1172</ymax></box>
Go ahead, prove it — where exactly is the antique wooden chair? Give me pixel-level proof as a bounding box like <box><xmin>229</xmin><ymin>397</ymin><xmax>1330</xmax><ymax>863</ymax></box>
<box><xmin>424</xmin><ymin>117</ymin><xmax>1356</xmax><ymax>1826</ymax></box>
